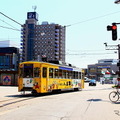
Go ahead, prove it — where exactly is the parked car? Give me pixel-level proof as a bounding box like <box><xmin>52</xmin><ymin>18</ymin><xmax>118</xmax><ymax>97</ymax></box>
<box><xmin>84</xmin><ymin>78</ymin><xmax>91</xmax><ymax>82</ymax></box>
<box><xmin>89</xmin><ymin>79</ymin><xmax>96</xmax><ymax>86</ymax></box>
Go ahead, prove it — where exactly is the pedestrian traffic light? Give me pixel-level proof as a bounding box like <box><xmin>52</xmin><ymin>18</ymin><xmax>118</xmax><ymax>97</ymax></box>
<box><xmin>107</xmin><ymin>24</ymin><xmax>117</xmax><ymax>41</ymax></box>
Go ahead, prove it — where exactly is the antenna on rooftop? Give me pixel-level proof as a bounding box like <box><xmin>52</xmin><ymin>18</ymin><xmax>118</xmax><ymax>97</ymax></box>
<box><xmin>32</xmin><ymin>6</ymin><xmax>37</xmax><ymax>12</ymax></box>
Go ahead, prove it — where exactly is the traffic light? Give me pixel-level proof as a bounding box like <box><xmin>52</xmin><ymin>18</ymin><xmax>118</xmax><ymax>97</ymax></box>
<box><xmin>107</xmin><ymin>24</ymin><xmax>117</xmax><ymax>41</ymax></box>
<box><xmin>112</xmin><ymin>25</ymin><xmax>117</xmax><ymax>40</ymax></box>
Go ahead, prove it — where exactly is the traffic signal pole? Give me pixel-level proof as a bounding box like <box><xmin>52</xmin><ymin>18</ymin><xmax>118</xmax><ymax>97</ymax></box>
<box><xmin>113</xmin><ymin>23</ymin><xmax>120</xmax><ymax>77</ymax></box>
<box><xmin>106</xmin><ymin>22</ymin><xmax>120</xmax><ymax>77</ymax></box>
<box><xmin>118</xmin><ymin>45</ymin><xmax>120</xmax><ymax>77</ymax></box>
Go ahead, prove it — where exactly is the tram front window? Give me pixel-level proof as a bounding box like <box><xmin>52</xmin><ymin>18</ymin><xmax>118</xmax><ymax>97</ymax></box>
<box><xmin>23</xmin><ymin>64</ymin><xmax>33</xmax><ymax>78</ymax></box>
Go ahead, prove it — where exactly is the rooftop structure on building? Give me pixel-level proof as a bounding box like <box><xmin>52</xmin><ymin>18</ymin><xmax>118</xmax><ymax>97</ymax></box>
<box><xmin>20</xmin><ymin>12</ymin><xmax>66</xmax><ymax>62</ymax></box>
<box><xmin>98</xmin><ymin>59</ymin><xmax>118</xmax><ymax>64</ymax></box>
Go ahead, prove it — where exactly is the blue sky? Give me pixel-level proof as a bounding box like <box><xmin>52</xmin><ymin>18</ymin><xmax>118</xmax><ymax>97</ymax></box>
<box><xmin>0</xmin><ymin>0</ymin><xmax>120</xmax><ymax>68</ymax></box>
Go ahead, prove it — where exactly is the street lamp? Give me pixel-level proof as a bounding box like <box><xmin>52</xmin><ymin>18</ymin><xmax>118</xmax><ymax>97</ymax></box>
<box><xmin>114</xmin><ymin>0</ymin><xmax>120</xmax><ymax>4</ymax></box>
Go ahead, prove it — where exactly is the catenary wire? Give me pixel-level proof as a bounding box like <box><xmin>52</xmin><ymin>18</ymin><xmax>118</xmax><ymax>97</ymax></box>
<box><xmin>0</xmin><ymin>12</ymin><xmax>22</xmax><ymax>26</ymax></box>
<box><xmin>0</xmin><ymin>18</ymin><xmax>18</xmax><ymax>30</ymax></box>
<box><xmin>0</xmin><ymin>25</ymin><xmax>20</xmax><ymax>31</ymax></box>
<box><xmin>66</xmin><ymin>10</ymin><xmax>120</xmax><ymax>27</ymax></box>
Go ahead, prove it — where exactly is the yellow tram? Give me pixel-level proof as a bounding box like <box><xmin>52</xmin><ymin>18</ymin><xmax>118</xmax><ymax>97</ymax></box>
<box><xmin>18</xmin><ymin>61</ymin><xmax>84</xmax><ymax>94</ymax></box>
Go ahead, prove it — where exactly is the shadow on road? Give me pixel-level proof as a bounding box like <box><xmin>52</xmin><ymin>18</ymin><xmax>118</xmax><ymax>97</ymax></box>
<box><xmin>0</xmin><ymin>90</ymin><xmax>80</xmax><ymax>107</ymax></box>
<box><xmin>87</xmin><ymin>98</ymin><xmax>102</xmax><ymax>102</ymax></box>
<box><xmin>5</xmin><ymin>90</ymin><xmax>80</xmax><ymax>98</ymax></box>
<box><xmin>87</xmin><ymin>98</ymin><xmax>120</xmax><ymax>104</ymax></box>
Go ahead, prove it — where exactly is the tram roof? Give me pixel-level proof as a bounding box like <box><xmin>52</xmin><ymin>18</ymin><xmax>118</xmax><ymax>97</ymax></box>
<box><xmin>20</xmin><ymin>61</ymin><xmax>81</xmax><ymax>71</ymax></box>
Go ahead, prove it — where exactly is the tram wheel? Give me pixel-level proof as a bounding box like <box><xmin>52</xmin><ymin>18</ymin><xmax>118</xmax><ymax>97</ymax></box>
<box><xmin>32</xmin><ymin>90</ymin><xmax>39</xmax><ymax>96</ymax></box>
<box><xmin>74</xmin><ymin>88</ymin><xmax>79</xmax><ymax>91</ymax></box>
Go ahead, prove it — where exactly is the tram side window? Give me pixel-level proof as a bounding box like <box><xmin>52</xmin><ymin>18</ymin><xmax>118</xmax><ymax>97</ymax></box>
<box><xmin>72</xmin><ymin>71</ymin><xmax>75</xmax><ymax>79</ymax></box>
<box><xmin>68</xmin><ymin>71</ymin><xmax>72</xmax><ymax>79</ymax></box>
<box><xmin>66</xmin><ymin>71</ymin><xmax>69</xmax><ymax>79</ymax></box>
<box><xmin>59</xmin><ymin>69</ymin><xmax>63</xmax><ymax>78</ymax></box>
<box><xmin>79</xmin><ymin>72</ymin><xmax>81</xmax><ymax>79</ymax></box>
<box><xmin>42</xmin><ymin>67</ymin><xmax>47</xmax><ymax>78</ymax></box>
<box><xmin>75</xmin><ymin>72</ymin><xmax>78</xmax><ymax>79</ymax></box>
<box><xmin>49</xmin><ymin>68</ymin><xmax>53</xmax><ymax>78</ymax></box>
<box><xmin>55</xmin><ymin>69</ymin><xmax>59</xmax><ymax>78</ymax></box>
<box><xmin>34</xmin><ymin>67</ymin><xmax>40</xmax><ymax>77</ymax></box>
<box><xmin>63</xmin><ymin>70</ymin><xmax>66</xmax><ymax>79</ymax></box>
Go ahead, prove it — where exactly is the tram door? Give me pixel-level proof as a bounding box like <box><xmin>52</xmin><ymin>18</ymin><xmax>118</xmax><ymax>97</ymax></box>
<box><xmin>41</xmin><ymin>66</ymin><xmax>48</xmax><ymax>93</ymax></box>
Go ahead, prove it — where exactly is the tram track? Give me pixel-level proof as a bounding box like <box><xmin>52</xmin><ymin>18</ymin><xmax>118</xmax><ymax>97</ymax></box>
<box><xmin>0</xmin><ymin>91</ymin><xmax>58</xmax><ymax>108</ymax></box>
<box><xmin>0</xmin><ymin>93</ymin><xmax>38</xmax><ymax>116</ymax></box>
<box><xmin>0</xmin><ymin>93</ymin><xmax>36</xmax><ymax>109</ymax></box>
<box><xmin>0</xmin><ymin>98</ymin><xmax>19</xmax><ymax>103</ymax></box>
<box><xmin>0</xmin><ymin>92</ymin><xmax>70</xmax><ymax>108</ymax></box>
<box><xmin>0</xmin><ymin>97</ymin><xmax>34</xmax><ymax>108</ymax></box>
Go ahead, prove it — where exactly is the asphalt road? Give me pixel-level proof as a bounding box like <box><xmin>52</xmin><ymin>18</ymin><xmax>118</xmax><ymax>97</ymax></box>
<box><xmin>0</xmin><ymin>83</ymin><xmax>120</xmax><ymax>120</ymax></box>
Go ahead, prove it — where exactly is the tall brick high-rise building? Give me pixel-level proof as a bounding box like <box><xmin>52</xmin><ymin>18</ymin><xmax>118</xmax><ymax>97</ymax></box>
<box><xmin>20</xmin><ymin>12</ymin><xmax>66</xmax><ymax>62</ymax></box>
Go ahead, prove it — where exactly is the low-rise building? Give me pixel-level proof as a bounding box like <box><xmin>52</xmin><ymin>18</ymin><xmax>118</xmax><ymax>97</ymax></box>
<box><xmin>88</xmin><ymin>59</ymin><xmax>118</xmax><ymax>83</ymax></box>
<box><xmin>0</xmin><ymin>47</ymin><xmax>19</xmax><ymax>86</ymax></box>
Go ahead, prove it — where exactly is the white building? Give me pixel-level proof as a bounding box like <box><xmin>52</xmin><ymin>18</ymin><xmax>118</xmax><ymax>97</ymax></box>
<box><xmin>0</xmin><ymin>40</ymin><xmax>10</xmax><ymax>47</ymax></box>
<box><xmin>0</xmin><ymin>40</ymin><xmax>18</xmax><ymax>47</ymax></box>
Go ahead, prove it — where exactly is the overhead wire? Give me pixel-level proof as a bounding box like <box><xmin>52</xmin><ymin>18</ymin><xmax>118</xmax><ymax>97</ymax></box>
<box><xmin>0</xmin><ymin>18</ymin><xmax>19</xmax><ymax>30</ymax></box>
<box><xmin>0</xmin><ymin>12</ymin><xmax>21</xmax><ymax>31</ymax></box>
<box><xmin>1</xmin><ymin>10</ymin><xmax>120</xmax><ymax>30</ymax></box>
<box><xmin>67</xmin><ymin>49</ymin><xmax>108</xmax><ymax>52</ymax></box>
<box><xmin>0</xmin><ymin>11</ymin><xmax>120</xmax><ymax>54</ymax></box>
<box><xmin>0</xmin><ymin>12</ymin><xmax>22</xmax><ymax>26</ymax></box>
<box><xmin>66</xmin><ymin>48</ymin><xmax>117</xmax><ymax>56</ymax></box>
<box><xmin>66</xmin><ymin>10</ymin><xmax>120</xmax><ymax>27</ymax></box>
<box><xmin>65</xmin><ymin>52</ymin><xmax>116</xmax><ymax>56</ymax></box>
<box><xmin>0</xmin><ymin>10</ymin><xmax>120</xmax><ymax>32</ymax></box>
<box><xmin>65</xmin><ymin>11</ymin><xmax>120</xmax><ymax>56</ymax></box>
<box><xmin>0</xmin><ymin>25</ymin><xmax>20</xmax><ymax>31</ymax></box>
